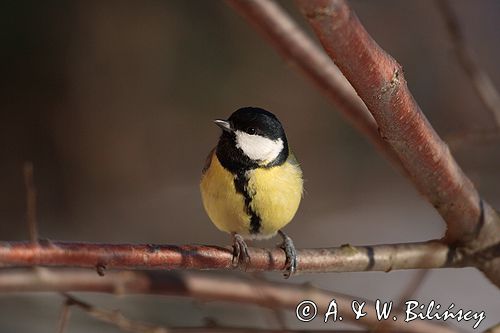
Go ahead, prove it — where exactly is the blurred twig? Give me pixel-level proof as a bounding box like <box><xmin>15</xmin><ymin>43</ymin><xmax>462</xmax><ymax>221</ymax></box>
<box><xmin>60</xmin><ymin>293</ymin><xmax>168</xmax><ymax>333</ymax></box>
<box><xmin>445</xmin><ymin>128</ymin><xmax>500</xmax><ymax>151</ymax></box>
<box><xmin>58</xmin><ymin>291</ymin><xmax>373</xmax><ymax>333</ymax></box>
<box><xmin>0</xmin><ymin>269</ymin><xmax>458</xmax><ymax>333</ymax></box>
<box><xmin>436</xmin><ymin>0</ymin><xmax>500</xmax><ymax>128</ymax></box>
<box><xmin>250</xmin><ymin>272</ymin><xmax>287</xmax><ymax>330</ymax></box>
<box><xmin>392</xmin><ymin>270</ymin><xmax>429</xmax><ymax>314</ymax></box>
<box><xmin>374</xmin><ymin>270</ymin><xmax>429</xmax><ymax>333</ymax></box>
<box><xmin>57</xmin><ymin>297</ymin><xmax>73</xmax><ymax>333</ymax></box>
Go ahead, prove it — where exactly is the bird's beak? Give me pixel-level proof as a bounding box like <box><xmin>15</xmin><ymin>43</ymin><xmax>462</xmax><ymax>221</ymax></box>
<box><xmin>213</xmin><ymin>119</ymin><xmax>233</xmax><ymax>132</ymax></box>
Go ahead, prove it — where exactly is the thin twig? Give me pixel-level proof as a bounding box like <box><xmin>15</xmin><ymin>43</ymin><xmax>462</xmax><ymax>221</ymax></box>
<box><xmin>392</xmin><ymin>270</ymin><xmax>429</xmax><ymax>314</ymax></box>
<box><xmin>61</xmin><ymin>293</ymin><xmax>168</xmax><ymax>333</ymax></box>
<box><xmin>445</xmin><ymin>128</ymin><xmax>500</xmax><ymax>150</ymax></box>
<box><xmin>374</xmin><ymin>270</ymin><xmax>429</xmax><ymax>333</ymax></box>
<box><xmin>23</xmin><ymin>162</ymin><xmax>38</xmax><ymax>244</ymax></box>
<box><xmin>0</xmin><ymin>269</ymin><xmax>459</xmax><ymax>333</ymax></box>
<box><xmin>64</xmin><ymin>290</ymin><xmax>364</xmax><ymax>333</ymax></box>
<box><xmin>250</xmin><ymin>272</ymin><xmax>288</xmax><ymax>329</ymax></box>
<box><xmin>57</xmin><ymin>298</ymin><xmax>73</xmax><ymax>333</ymax></box>
<box><xmin>0</xmin><ymin>240</ymin><xmax>467</xmax><ymax>273</ymax></box>
<box><xmin>60</xmin><ymin>292</ymin><xmax>369</xmax><ymax>333</ymax></box>
<box><xmin>436</xmin><ymin>0</ymin><xmax>500</xmax><ymax>128</ymax></box>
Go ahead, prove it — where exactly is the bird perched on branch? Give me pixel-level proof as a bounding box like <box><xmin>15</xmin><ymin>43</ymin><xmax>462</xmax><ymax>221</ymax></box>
<box><xmin>200</xmin><ymin>107</ymin><xmax>303</xmax><ymax>277</ymax></box>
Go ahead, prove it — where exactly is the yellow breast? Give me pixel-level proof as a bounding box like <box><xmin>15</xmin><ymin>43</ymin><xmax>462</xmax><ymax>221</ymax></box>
<box><xmin>200</xmin><ymin>152</ymin><xmax>251</xmax><ymax>235</ymax></box>
<box><xmin>246</xmin><ymin>158</ymin><xmax>303</xmax><ymax>237</ymax></box>
<box><xmin>200</xmin><ymin>151</ymin><xmax>303</xmax><ymax>238</ymax></box>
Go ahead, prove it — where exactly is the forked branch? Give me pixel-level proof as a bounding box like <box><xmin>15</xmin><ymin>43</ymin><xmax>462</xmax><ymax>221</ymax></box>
<box><xmin>226</xmin><ymin>0</ymin><xmax>403</xmax><ymax>171</ymax></box>
<box><xmin>297</xmin><ymin>0</ymin><xmax>483</xmax><ymax>243</ymax></box>
<box><xmin>224</xmin><ymin>0</ymin><xmax>499</xmax><ymax>285</ymax></box>
<box><xmin>294</xmin><ymin>0</ymin><xmax>500</xmax><ymax>285</ymax></box>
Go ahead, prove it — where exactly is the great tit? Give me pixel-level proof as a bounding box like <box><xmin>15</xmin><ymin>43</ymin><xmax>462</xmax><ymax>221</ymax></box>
<box><xmin>200</xmin><ymin>107</ymin><xmax>303</xmax><ymax>276</ymax></box>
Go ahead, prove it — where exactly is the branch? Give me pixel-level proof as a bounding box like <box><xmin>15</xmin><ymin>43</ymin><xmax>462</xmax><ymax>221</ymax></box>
<box><xmin>436</xmin><ymin>0</ymin><xmax>500</xmax><ymax>128</ymax></box>
<box><xmin>225</xmin><ymin>0</ymin><xmax>405</xmax><ymax>172</ymax></box>
<box><xmin>61</xmin><ymin>289</ymin><xmax>373</xmax><ymax>333</ymax></box>
<box><xmin>60</xmin><ymin>293</ymin><xmax>168</xmax><ymax>333</ymax></box>
<box><xmin>296</xmin><ymin>0</ymin><xmax>477</xmax><ymax>242</ymax></box>
<box><xmin>251</xmin><ymin>272</ymin><xmax>288</xmax><ymax>329</ymax></box>
<box><xmin>60</xmin><ymin>292</ymin><xmax>373</xmax><ymax>333</ymax></box>
<box><xmin>0</xmin><ymin>240</ymin><xmax>468</xmax><ymax>273</ymax></box>
<box><xmin>295</xmin><ymin>0</ymin><xmax>500</xmax><ymax>285</ymax></box>
<box><xmin>0</xmin><ymin>269</ymin><xmax>459</xmax><ymax>333</ymax></box>
<box><xmin>374</xmin><ymin>270</ymin><xmax>429</xmax><ymax>333</ymax></box>
<box><xmin>57</xmin><ymin>297</ymin><xmax>72</xmax><ymax>333</ymax></box>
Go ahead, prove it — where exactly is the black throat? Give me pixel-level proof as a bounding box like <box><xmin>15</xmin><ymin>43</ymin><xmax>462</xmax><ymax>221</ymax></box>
<box><xmin>215</xmin><ymin>132</ymin><xmax>289</xmax><ymax>234</ymax></box>
<box><xmin>215</xmin><ymin>131</ymin><xmax>289</xmax><ymax>173</ymax></box>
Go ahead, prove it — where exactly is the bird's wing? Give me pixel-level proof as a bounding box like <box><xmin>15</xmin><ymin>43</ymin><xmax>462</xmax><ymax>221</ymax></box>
<box><xmin>287</xmin><ymin>151</ymin><xmax>300</xmax><ymax>167</ymax></box>
<box><xmin>202</xmin><ymin>148</ymin><xmax>216</xmax><ymax>174</ymax></box>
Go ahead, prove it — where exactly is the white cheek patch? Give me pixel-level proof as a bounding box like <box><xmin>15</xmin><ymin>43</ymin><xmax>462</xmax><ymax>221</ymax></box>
<box><xmin>235</xmin><ymin>130</ymin><xmax>284</xmax><ymax>163</ymax></box>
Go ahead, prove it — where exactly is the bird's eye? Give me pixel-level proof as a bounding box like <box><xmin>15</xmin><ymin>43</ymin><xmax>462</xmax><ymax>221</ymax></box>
<box><xmin>247</xmin><ymin>127</ymin><xmax>256</xmax><ymax>135</ymax></box>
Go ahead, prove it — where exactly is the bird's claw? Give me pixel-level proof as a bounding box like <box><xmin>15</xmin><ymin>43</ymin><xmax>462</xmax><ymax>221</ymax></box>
<box><xmin>232</xmin><ymin>233</ymin><xmax>250</xmax><ymax>269</ymax></box>
<box><xmin>279</xmin><ymin>230</ymin><xmax>297</xmax><ymax>278</ymax></box>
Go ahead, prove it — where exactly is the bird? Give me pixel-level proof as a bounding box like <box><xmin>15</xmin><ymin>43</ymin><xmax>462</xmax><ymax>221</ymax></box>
<box><xmin>200</xmin><ymin>107</ymin><xmax>303</xmax><ymax>277</ymax></box>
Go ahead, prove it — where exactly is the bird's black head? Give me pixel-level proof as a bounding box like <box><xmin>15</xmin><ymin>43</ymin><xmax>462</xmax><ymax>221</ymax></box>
<box><xmin>214</xmin><ymin>107</ymin><xmax>289</xmax><ymax>172</ymax></box>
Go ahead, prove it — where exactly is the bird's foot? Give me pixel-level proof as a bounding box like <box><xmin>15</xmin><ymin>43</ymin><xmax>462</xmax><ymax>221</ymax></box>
<box><xmin>278</xmin><ymin>230</ymin><xmax>297</xmax><ymax>278</ymax></box>
<box><xmin>232</xmin><ymin>233</ymin><xmax>250</xmax><ymax>269</ymax></box>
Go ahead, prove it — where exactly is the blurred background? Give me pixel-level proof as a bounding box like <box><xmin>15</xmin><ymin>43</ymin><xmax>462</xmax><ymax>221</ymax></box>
<box><xmin>1</xmin><ymin>0</ymin><xmax>499</xmax><ymax>331</ymax></box>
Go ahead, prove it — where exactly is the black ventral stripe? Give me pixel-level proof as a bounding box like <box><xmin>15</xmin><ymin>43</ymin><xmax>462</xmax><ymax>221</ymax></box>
<box><xmin>234</xmin><ymin>171</ymin><xmax>261</xmax><ymax>234</ymax></box>
<box><xmin>216</xmin><ymin>137</ymin><xmax>262</xmax><ymax>235</ymax></box>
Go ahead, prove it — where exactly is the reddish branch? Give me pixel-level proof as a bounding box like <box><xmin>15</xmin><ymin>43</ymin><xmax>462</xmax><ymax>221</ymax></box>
<box><xmin>0</xmin><ymin>0</ymin><xmax>496</xmax><ymax>289</ymax></box>
<box><xmin>0</xmin><ymin>240</ymin><xmax>466</xmax><ymax>273</ymax></box>
<box><xmin>295</xmin><ymin>0</ymin><xmax>500</xmax><ymax>285</ymax></box>
<box><xmin>224</xmin><ymin>0</ymin><xmax>499</xmax><ymax>285</ymax></box>
<box><xmin>1</xmin><ymin>2</ymin><xmax>496</xmax><ymax>331</ymax></box>
<box><xmin>296</xmin><ymin>0</ymin><xmax>478</xmax><ymax>242</ymax></box>
<box><xmin>226</xmin><ymin>0</ymin><xmax>403</xmax><ymax>170</ymax></box>
<box><xmin>0</xmin><ymin>269</ymin><xmax>458</xmax><ymax>333</ymax></box>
